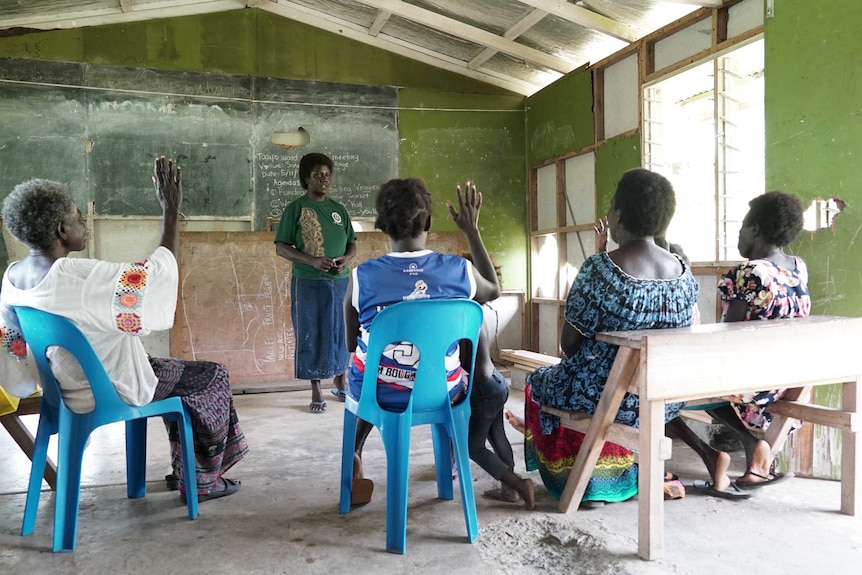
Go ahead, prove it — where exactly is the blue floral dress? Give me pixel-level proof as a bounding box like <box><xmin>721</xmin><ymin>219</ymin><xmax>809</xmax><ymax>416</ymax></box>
<box><xmin>530</xmin><ymin>252</ymin><xmax>699</xmax><ymax>434</ymax></box>
<box><xmin>718</xmin><ymin>257</ymin><xmax>811</xmax><ymax>430</ymax></box>
<box><xmin>524</xmin><ymin>252</ymin><xmax>698</xmax><ymax>502</ymax></box>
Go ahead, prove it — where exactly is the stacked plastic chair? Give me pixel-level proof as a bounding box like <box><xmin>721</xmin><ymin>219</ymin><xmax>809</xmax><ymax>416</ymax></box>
<box><xmin>12</xmin><ymin>305</ymin><xmax>198</xmax><ymax>552</ymax></box>
<box><xmin>339</xmin><ymin>299</ymin><xmax>484</xmax><ymax>554</ymax></box>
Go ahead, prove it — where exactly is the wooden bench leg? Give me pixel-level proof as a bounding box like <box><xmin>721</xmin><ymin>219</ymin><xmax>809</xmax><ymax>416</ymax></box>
<box><xmin>0</xmin><ymin>412</ymin><xmax>58</xmax><ymax>489</ymax></box>
<box><xmin>557</xmin><ymin>347</ymin><xmax>640</xmax><ymax>514</ymax></box>
<box><xmin>638</xmin><ymin>398</ymin><xmax>665</xmax><ymax>561</ymax></box>
<box><xmin>841</xmin><ymin>376</ymin><xmax>860</xmax><ymax>515</ymax></box>
<box><xmin>765</xmin><ymin>386</ymin><xmax>813</xmax><ymax>456</ymax></box>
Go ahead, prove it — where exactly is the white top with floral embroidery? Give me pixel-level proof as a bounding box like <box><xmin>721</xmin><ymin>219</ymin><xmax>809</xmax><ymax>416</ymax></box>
<box><xmin>0</xmin><ymin>246</ymin><xmax>178</xmax><ymax>413</ymax></box>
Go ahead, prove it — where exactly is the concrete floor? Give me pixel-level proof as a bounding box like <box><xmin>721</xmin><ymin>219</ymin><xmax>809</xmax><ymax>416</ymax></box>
<box><xmin>1</xmin><ymin>386</ymin><xmax>861</xmax><ymax>575</ymax></box>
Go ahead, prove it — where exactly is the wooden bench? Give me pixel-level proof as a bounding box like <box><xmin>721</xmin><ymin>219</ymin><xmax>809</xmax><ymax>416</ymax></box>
<box><xmin>500</xmin><ymin>315</ymin><xmax>862</xmax><ymax>560</ymax></box>
<box><xmin>500</xmin><ymin>348</ymin><xmax>718</xmax><ymax>426</ymax></box>
<box><xmin>0</xmin><ymin>395</ymin><xmax>57</xmax><ymax>489</ymax></box>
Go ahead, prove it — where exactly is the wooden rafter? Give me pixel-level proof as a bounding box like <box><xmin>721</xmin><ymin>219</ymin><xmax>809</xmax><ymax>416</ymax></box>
<box><xmin>0</xmin><ymin>0</ymin><xmax>244</xmax><ymax>30</ymax></box>
<box><xmin>468</xmin><ymin>8</ymin><xmax>548</xmax><ymax>70</ymax></box>
<box><xmin>260</xmin><ymin>0</ymin><xmax>541</xmax><ymax>95</ymax></box>
<box><xmin>516</xmin><ymin>0</ymin><xmax>639</xmax><ymax>43</ymax></box>
<box><xmin>368</xmin><ymin>9</ymin><xmax>391</xmax><ymax>37</ymax></box>
<box><xmin>356</xmin><ymin>0</ymin><xmax>574</xmax><ymax>73</ymax></box>
<box><xmin>662</xmin><ymin>0</ymin><xmax>723</xmax><ymax>7</ymax></box>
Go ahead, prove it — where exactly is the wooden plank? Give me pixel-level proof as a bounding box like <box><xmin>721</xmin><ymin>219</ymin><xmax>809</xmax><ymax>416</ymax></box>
<box><xmin>765</xmin><ymin>400</ymin><xmax>857</xmax><ymax>432</ymax></box>
<box><xmin>841</xmin><ymin>376</ymin><xmax>860</xmax><ymax>515</ymax></box>
<box><xmin>557</xmin><ymin>347</ymin><xmax>640</xmax><ymax>513</ymax></box>
<box><xmin>499</xmin><ymin>349</ymin><xmax>560</xmax><ymax>371</ymax></box>
<box><xmin>0</xmin><ymin>398</ymin><xmax>57</xmax><ymax>490</ymax></box>
<box><xmin>639</xmin><ymin>397</ymin><xmax>666</xmax><ymax>560</ymax></box>
<box><xmin>598</xmin><ymin>317</ymin><xmax>862</xmax><ymax>402</ymax></box>
<box><xmin>543</xmin><ymin>406</ymin><xmax>639</xmax><ymax>450</ymax></box>
<box><xmin>173</xmin><ymin>231</ymin><xmax>467</xmax><ymax>388</ymax></box>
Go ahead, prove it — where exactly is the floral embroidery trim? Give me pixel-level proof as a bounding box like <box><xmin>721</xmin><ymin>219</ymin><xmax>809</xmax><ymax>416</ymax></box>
<box><xmin>113</xmin><ymin>260</ymin><xmax>149</xmax><ymax>334</ymax></box>
<box><xmin>0</xmin><ymin>326</ymin><xmax>28</xmax><ymax>361</ymax></box>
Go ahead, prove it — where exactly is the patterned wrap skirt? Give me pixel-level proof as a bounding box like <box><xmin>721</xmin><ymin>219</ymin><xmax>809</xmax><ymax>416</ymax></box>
<box><xmin>151</xmin><ymin>357</ymin><xmax>249</xmax><ymax>496</ymax></box>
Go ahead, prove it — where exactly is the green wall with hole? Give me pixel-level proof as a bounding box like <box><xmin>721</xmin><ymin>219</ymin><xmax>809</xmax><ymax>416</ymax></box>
<box><xmin>765</xmin><ymin>0</ymin><xmax>862</xmax><ymax>478</ymax></box>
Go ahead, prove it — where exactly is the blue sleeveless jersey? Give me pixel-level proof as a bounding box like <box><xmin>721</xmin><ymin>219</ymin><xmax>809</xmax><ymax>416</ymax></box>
<box><xmin>348</xmin><ymin>250</ymin><xmax>476</xmax><ymax>402</ymax></box>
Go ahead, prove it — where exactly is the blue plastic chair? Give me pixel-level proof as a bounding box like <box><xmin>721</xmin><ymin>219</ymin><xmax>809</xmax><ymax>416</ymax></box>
<box><xmin>339</xmin><ymin>299</ymin><xmax>484</xmax><ymax>554</ymax></box>
<box><xmin>12</xmin><ymin>306</ymin><xmax>198</xmax><ymax>552</ymax></box>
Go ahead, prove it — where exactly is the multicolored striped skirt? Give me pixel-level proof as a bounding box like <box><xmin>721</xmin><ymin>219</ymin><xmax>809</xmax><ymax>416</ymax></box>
<box><xmin>523</xmin><ymin>383</ymin><xmax>637</xmax><ymax>503</ymax></box>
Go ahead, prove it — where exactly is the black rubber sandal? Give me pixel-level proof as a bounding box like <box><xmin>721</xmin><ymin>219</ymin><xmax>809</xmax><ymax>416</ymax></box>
<box><xmin>180</xmin><ymin>477</ymin><xmax>242</xmax><ymax>504</ymax></box>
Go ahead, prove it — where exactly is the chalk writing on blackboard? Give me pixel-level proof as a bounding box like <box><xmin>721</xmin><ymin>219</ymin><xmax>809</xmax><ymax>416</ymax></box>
<box><xmin>0</xmin><ymin>58</ymin><xmax>400</xmax><ymax>228</ymax></box>
<box><xmin>257</xmin><ymin>150</ymin><xmax>379</xmax><ymax>220</ymax></box>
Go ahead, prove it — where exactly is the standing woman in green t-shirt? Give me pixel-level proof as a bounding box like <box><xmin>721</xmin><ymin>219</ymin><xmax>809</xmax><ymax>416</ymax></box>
<box><xmin>275</xmin><ymin>153</ymin><xmax>357</xmax><ymax>413</ymax></box>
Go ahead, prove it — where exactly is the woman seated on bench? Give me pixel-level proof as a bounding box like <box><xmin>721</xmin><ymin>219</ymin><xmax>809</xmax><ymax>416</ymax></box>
<box><xmin>673</xmin><ymin>191</ymin><xmax>809</xmax><ymax>498</ymax></box>
<box><xmin>514</xmin><ymin>168</ymin><xmax>698</xmax><ymax>506</ymax></box>
<box><xmin>0</xmin><ymin>157</ymin><xmax>248</xmax><ymax>503</ymax></box>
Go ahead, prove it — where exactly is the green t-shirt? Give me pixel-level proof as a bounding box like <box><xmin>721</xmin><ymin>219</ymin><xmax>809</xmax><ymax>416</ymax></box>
<box><xmin>274</xmin><ymin>195</ymin><xmax>357</xmax><ymax>280</ymax></box>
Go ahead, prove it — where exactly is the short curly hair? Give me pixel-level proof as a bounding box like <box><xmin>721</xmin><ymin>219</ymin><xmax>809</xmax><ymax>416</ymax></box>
<box><xmin>298</xmin><ymin>153</ymin><xmax>333</xmax><ymax>190</ymax></box>
<box><xmin>2</xmin><ymin>179</ymin><xmax>76</xmax><ymax>251</ymax></box>
<box><xmin>374</xmin><ymin>178</ymin><xmax>432</xmax><ymax>241</ymax></box>
<box><xmin>745</xmin><ymin>191</ymin><xmax>804</xmax><ymax>247</ymax></box>
<box><xmin>612</xmin><ymin>168</ymin><xmax>676</xmax><ymax>238</ymax></box>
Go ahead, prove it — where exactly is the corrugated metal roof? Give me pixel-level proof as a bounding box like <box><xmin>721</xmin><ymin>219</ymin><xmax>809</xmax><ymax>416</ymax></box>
<box><xmin>0</xmin><ymin>0</ymin><xmax>715</xmax><ymax>94</ymax></box>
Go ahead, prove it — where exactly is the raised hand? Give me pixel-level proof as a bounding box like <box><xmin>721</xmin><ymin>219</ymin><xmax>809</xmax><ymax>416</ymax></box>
<box><xmin>446</xmin><ymin>181</ymin><xmax>482</xmax><ymax>234</ymax></box>
<box><xmin>152</xmin><ymin>156</ymin><xmax>182</xmax><ymax>213</ymax></box>
<box><xmin>594</xmin><ymin>216</ymin><xmax>609</xmax><ymax>252</ymax></box>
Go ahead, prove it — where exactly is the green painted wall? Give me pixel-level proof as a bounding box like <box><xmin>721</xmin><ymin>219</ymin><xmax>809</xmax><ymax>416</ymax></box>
<box><xmin>765</xmin><ymin>0</ymin><xmax>862</xmax><ymax>318</ymax></box>
<box><xmin>595</xmin><ymin>133</ymin><xmax>641</xmax><ymax>217</ymax></box>
<box><xmin>399</xmin><ymin>90</ymin><xmax>527</xmax><ymax>290</ymax></box>
<box><xmin>765</xmin><ymin>0</ymin><xmax>862</xmax><ymax>478</ymax></box>
<box><xmin>0</xmin><ymin>9</ymin><xmax>528</xmax><ymax>289</ymax></box>
<box><xmin>0</xmin><ymin>10</ymin><xmax>510</xmax><ymax>94</ymax></box>
<box><xmin>524</xmin><ymin>67</ymin><xmax>593</xmax><ymax>167</ymax></box>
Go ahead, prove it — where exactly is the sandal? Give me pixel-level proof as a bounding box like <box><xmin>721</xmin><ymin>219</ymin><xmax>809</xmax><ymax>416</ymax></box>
<box><xmin>180</xmin><ymin>477</ymin><xmax>242</xmax><ymax>504</ymax></box>
<box><xmin>309</xmin><ymin>400</ymin><xmax>327</xmax><ymax>414</ymax></box>
<box><xmin>351</xmin><ymin>478</ymin><xmax>374</xmax><ymax>506</ymax></box>
<box><xmin>330</xmin><ymin>388</ymin><xmax>347</xmax><ymax>402</ymax></box>
<box><xmin>165</xmin><ymin>473</ymin><xmax>179</xmax><ymax>491</ymax></box>
<box><xmin>735</xmin><ymin>471</ymin><xmax>793</xmax><ymax>490</ymax></box>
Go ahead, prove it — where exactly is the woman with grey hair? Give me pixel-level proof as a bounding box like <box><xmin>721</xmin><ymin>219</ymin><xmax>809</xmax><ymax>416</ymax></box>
<box><xmin>0</xmin><ymin>157</ymin><xmax>248</xmax><ymax>503</ymax></box>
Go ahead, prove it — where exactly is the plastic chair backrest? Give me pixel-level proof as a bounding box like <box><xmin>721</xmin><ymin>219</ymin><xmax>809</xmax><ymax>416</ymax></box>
<box><xmin>12</xmin><ymin>306</ymin><xmax>130</xmax><ymax>414</ymax></box>
<box><xmin>356</xmin><ymin>298</ymin><xmax>484</xmax><ymax>418</ymax></box>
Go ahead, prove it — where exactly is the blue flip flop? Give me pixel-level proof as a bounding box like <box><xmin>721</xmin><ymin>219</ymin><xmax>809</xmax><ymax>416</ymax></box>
<box><xmin>330</xmin><ymin>388</ymin><xmax>347</xmax><ymax>402</ymax></box>
<box><xmin>309</xmin><ymin>400</ymin><xmax>327</xmax><ymax>413</ymax></box>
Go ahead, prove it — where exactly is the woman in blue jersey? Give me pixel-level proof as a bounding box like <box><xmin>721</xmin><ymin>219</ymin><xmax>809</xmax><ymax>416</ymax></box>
<box><xmin>344</xmin><ymin>177</ymin><xmax>503</xmax><ymax>505</ymax></box>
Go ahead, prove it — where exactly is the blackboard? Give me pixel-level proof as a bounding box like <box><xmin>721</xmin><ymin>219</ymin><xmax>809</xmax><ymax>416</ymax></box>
<box><xmin>0</xmin><ymin>58</ymin><xmax>399</xmax><ymax>228</ymax></box>
<box><xmin>170</xmin><ymin>231</ymin><xmax>468</xmax><ymax>389</ymax></box>
<box><xmin>254</xmin><ymin>78</ymin><xmax>398</xmax><ymax>223</ymax></box>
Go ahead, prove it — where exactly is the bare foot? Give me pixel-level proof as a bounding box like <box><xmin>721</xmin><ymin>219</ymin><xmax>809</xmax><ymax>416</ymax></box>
<box><xmin>521</xmin><ymin>478</ymin><xmax>535</xmax><ymax>511</ymax></box>
<box><xmin>482</xmin><ymin>484</ymin><xmax>521</xmax><ymax>503</ymax></box>
<box><xmin>706</xmin><ymin>450</ymin><xmax>732</xmax><ymax>491</ymax></box>
<box><xmin>310</xmin><ymin>379</ymin><xmax>324</xmax><ymax>404</ymax></box>
<box><xmin>351</xmin><ymin>453</ymin><xmax>374</xmax><ymax>506</ymax></box>
<box><xmin>333</xmin><ymin>371</ymin><xmax>346</xmax><ymax>392</ymax></box>
<box><xmin>737</xmin><ymin>439</ymin><xmax>771</xmax><ymax>485</ymax></box>
<box><xmin>505</xmin><ymin>410</ymin><xmax>526</xmax><ymax>434</ymax></box>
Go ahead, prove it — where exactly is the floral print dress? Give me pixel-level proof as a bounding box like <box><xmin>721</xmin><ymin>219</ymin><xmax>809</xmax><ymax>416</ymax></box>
<box><xmin>523</xmin><ymin>252</ymin><xmax>698</xmax><ymax>502</ymax></box>
<box><xmin>718</xmin><ymin>257</ymin><xmax>811</xmax><ymax>430</ymax></box>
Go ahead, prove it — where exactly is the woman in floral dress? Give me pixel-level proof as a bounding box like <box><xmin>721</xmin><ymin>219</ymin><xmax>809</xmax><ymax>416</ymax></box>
<box><xmin>521</xmin><ymin>169</ymin><xmax>698</xmax><ymax>504</ymax></box>
<box><xmin>707</xmin><ymin>191</ymin><xmax>810</xmax><ymax>489</ymax></box>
